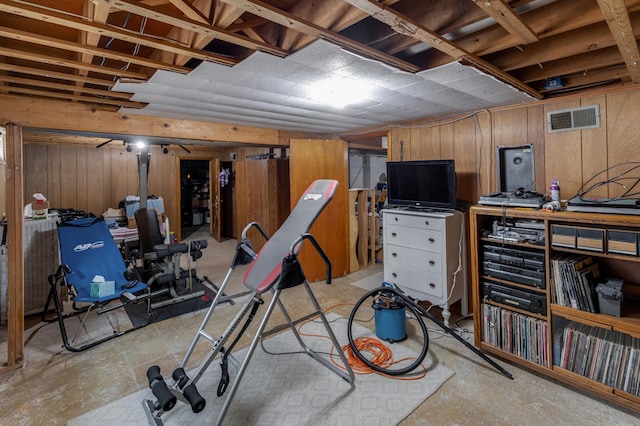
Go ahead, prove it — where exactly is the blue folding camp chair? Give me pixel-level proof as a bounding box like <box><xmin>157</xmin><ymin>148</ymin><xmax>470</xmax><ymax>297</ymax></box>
<box><xmin>142</xmin><ymin>179</ymin><xmax>355</xmax><ymax>425</ymax></box>
<box><xmin>42</xmin><ymin>217</ymin><xmax>152</xmax><ymax>352</ymax></box>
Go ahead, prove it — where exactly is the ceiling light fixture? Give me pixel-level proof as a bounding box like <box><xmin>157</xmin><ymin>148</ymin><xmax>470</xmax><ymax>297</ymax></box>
<box><xmin>309</xmin><ymin>77</ymin><xmax>372</xmax><ymax>108</ymax></box>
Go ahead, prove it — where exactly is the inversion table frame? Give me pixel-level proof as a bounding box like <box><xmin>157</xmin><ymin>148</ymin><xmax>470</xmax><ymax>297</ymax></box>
<box><xmin>142</xmin><ymin>179</ymin><xmax>355</xmax><ymax>425</ymax></box>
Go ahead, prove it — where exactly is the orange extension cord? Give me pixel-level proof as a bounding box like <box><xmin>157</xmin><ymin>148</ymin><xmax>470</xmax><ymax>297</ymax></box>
<box><xmin>296</xmin><ymin>303</ymin><xmax>427</xmax><ymax>381</ymax></box>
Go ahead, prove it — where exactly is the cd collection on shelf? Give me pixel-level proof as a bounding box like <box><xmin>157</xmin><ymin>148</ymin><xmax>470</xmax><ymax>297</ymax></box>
<box><xmin>550</xmin><ymin>254</ymin><xmax>600</xmax><ymax>312</ymax></box>
<box><xmin>482</xmin><ymin>303</ymin><xmax>550</xmax><ymax>367</ymax></box>
<box><xmin>556</xmin><ymin>321</ymin><xmax>640</xmax><ymax>396</ymax></box>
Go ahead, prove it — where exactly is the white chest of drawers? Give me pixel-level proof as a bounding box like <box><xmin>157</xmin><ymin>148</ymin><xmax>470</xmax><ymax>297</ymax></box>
<box><xmin>382</xmin><ymin>208</ymin><xmax>467</xmax><ymax>325</ymax></box>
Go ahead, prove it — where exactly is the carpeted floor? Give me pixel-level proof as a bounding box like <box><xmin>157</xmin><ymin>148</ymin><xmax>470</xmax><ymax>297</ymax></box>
<box><xmin>67</xmin><ymin>313</ymin><xmax>454</xmax><ymax>426</ymax></box>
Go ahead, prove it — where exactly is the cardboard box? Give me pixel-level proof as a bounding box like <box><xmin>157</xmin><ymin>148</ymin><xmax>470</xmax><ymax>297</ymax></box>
<box><xmin>128</xmin><ymin>209</ymin><xmax>163</xmax><ymax>229</ymax></box>
<box><xmin>124</xmin><ymin>198</ymin><xmax>164</xmax><ymax>218</ymax></box>
<box><xmin>31</xmin><ymin>200</ymin><xmax>50</xmax><ymax>220</ymax></box>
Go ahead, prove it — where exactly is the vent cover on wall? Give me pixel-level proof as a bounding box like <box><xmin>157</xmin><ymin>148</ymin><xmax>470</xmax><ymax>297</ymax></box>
<box><xmin>547</xmin><ymin>105</ymin><xmax>600</xmax><ymax>133</ymax></box>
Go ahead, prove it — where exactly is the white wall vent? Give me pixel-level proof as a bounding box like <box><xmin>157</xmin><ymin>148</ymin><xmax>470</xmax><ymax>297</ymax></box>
<box><xmin>547</xmin><ymin>105</ymin><xmax>600</xmax><ymax>133</ymax></box>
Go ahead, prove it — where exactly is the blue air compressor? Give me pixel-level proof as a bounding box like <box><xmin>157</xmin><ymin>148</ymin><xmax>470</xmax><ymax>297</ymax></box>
<box><xmin>372</xmin><ymin>289</ymin><xmax>407</xmax><ymax>342</ymax></box>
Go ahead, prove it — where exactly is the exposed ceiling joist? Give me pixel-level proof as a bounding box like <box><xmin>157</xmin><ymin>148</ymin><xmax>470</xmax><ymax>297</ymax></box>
<box><xmin>0</xmin><ymin>63</ymin><xmax>114</xmax><ymax>87</ymax></box>
<box><xmin>76</xmin><ymin>1</ymin><xmax>111</xmax><ymax>96</ymax></box>
<box><xmin>0</xmin><ymin>46</ymin><xmax>148</xmax><ymax>79</ymax></box>
<box><xmin>597</xmin><ymin>0</ymin><xmax>640</xmax><ymax>82</ymax></box>
<box><xmin>0</xmin><ymin>26</ymin><xmax>190</xmax><ymax>73</ymax></box>
<box><xmin>167</xmin><ymin>0</ymin><xmax>211</xmax><ymax>23</ymax></box>
<box><xmin>0</xmin><ymin>75</ymin><xmax>132</xmax><ymax>99</ymax></box>
<box><xmin>342</xmin><ymin>0</ymin><xmax>542</xmax><ymax>98</ymax></box>
<box><xmin>471</xmin><ymin>0</ymin><xmax>539</xmax><ymax>45</ymax></box>
<box><xmin>0</xmin><ymin>85</ymin><xmax>146</xmax><ymax>108</ymax></box>
<box><xmin>94</xmin><ymin>0</ymin><xmax>288</xmax><ymax>56</ymax></box>
<box><xmin>0</xmin><ymin>0</ymin><xmax>239</xmax><ymax>66</ymax></box>
<box><xmin>218</xmin><ymin>0</ymin><xmax>422</xmax><ymax>72</ymax></box>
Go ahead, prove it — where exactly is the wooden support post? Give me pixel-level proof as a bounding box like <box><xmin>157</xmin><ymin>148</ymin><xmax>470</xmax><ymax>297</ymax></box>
<box><xmin>3</xmin><ymin>124</ymin><xmax>24</xmax><ymax>370</ymax></box>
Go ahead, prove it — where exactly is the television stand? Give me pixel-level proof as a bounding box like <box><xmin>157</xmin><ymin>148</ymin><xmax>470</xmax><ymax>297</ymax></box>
<box><xmin>382</xmin><ymin>208</ymin><xmax>468</xmax><ymax>326</ymax></box>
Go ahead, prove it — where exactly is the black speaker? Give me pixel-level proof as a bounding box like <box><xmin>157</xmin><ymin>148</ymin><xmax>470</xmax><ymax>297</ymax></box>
<box><xmin>497</xmin><ymin>145</ymin><xmax>536</xmax><ymax>193</ymax></box>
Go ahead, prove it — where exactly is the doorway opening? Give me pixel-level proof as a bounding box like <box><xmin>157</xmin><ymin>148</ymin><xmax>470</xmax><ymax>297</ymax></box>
<box><xmin>180</xmin><ymin>159</ymin><xmax>234</xmax><ymax>241</ymax></box>
<box><xmin>218</xmin><ymin>161</ymin><xmax>234</xmax><ymax>240</ymax></box>
<box><xmin>180</xmin><ymin>159</ymin><xmax>211</xmax><ymax>240</ymax></box>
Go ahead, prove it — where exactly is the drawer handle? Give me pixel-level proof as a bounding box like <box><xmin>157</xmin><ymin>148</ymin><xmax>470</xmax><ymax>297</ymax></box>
<box><xmin>428</xmin><ymin>238</ymin><xmax>435</xmax><ymax>244</ymax></box>
<box><xmin>392</xmin><ymin>232</ymin><xmax>397</xmax><ymax>237</ymax></box>
<box><xmin>425</xmin><ymin>220</ymin><xmax>429</xmax><ymax>226</ymax></box>
<box><xmin>394</xmin><ymin>217</ymin><xmax>398</xmax><ymax>221</ymax></box>
<box><xmin>429</xmin><ymin>260</ymin><xmax>435</xmax><ymax>266</ymax></box>
<box><xmin>392</xmin><ymin>252</ymin><xmax>397</xmax><ymax>257</ymax></box>
<box><xmin>392</xmin><ymin>272</ymin><xmax>397</xmax><ymax>278</ymax></box>
<box><xmin>429</xmin><ymin>283</ymin><xmax>436</xmax><ymax>289</ymax></box>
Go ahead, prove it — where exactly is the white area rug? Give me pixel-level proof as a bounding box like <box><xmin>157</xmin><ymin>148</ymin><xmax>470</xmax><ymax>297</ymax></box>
<box><xmin>68</xmin><ymin>313</ymin><xmax>454</xmax><ymax>426</ymax></box>
<box><xmin>349</xmin><ymin>271</ymin><xmax>384</xmax><ymax>292</ymax></box>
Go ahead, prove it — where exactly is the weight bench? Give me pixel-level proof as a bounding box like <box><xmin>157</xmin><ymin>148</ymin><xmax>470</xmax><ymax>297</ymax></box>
<box><xmin>135</xmin><ymin>207</ymin><xmax>208</xmax><ymax>309</ymax></box>
<box><xmin>142</xmin><ymin>179</ymin><xmax>355</xmax><ymax>425</ymax></box>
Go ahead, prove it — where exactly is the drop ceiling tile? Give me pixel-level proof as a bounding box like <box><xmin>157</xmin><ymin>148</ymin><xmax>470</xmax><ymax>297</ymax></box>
<box><xmin>146</xmin><ymin>70</ymin><xmax>208</xmax><ymax>90</ymax></box>
<box><xmin>117</xmin><ymin>38</ymin><xmax>535</xmax><ymax>134</ymax></box>
<box><xmin>286</xmin><ymin>39</ymin><xmax>360</xmax><ymax>71</ymax></box>
<box><xmin>235</xmin><ymin>51</ymin><xmax>306</xmax><ymax>77</ymax></box>
<box><xmin>113</xmin><ymin>81</ymin><xmax>169</xmax><ymax>95</ymax></box>
<box><xmin>420</xmin><ymin>62</ymin><xmax>482</xmax><ymax>84</ymax></box>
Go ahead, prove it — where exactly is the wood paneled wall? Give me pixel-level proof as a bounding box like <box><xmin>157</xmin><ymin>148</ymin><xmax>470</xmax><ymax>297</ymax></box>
<box><xmin>387</xmin><ymin>87</ymin><xmax>640</xmax><ymax>205</ymax></box>
<box><xmin>233</xmin><ymin>157</ymin><xmax>290</xmax><ymax>250</ymax></box>
<box><xmin>22</xmin><ymin>140</ymin><xmax>229</xmax><ymax>237</ymax></box>
<box><xmin>290</xmin><ymin>138</ymin><xmax>349</xmax><ymax>281</ymax></box>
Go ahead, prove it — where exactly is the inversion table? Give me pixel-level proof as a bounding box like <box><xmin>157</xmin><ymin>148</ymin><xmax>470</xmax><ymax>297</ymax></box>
<box><xmin>142</xmin><ymin>179</ymin><xmax>355</xmax><ymax>425</ymax></box>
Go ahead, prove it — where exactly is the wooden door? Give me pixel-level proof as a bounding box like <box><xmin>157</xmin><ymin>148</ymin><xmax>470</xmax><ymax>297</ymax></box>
<box><xmin>290</xmin><ymin>139</ymin><xmax>349</xmax><ymax>281</ymax></box>
<box><xmin>210</xmin><ymin>158</ymin><xmax>221</xmax><ymax>241</ymax></box>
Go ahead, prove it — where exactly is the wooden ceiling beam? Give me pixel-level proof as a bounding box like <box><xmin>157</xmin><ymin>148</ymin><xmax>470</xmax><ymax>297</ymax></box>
<box><xmin>0</xmin><ymin>0</ymin><xmax>238</xmax><ymax>66</ymax></box>
<box><xmin>278</xmin><ymin>0</ymin><xmax>401</xmax><ymax>51</ymax></box>
<box><xmin>168</xmin><ymin>0</ymin><xmax>211</xmax><ymax>23</ymax></box>
<box><xmin>342</xmin><ymin>0</ymin><xmax>541</xmax><ymax>98</ymax></box>
<box><xmin>147</xmin><ymin>0</ymin><xmax>226</xmax><ymax>67</ymax></box>
<box><xmin>93</xmin><ymin>0</ymin><xmax>287</xmax><ymax>56</ymax></box>
<box><xmin>535</xmin><ymin>65</ymin><xmax>629</xmax><ymax>93</ymax></box>
<box><xmin>227</xmin><ymin>17</ymin><xmax>270</xmax><ymax>32</ymax></box>
<box><xmin>0</xmin><ymin>86</ymin><xmax>146</xmax><ymax>108</ymax></box>
<box><xmin>77</xmin><ymin>1</ymin><xmax>112</xmax><ymax>96</ymax></box>
<box><xmin>597</xmin><ymin>0</ymin><xmax>640</xmax><ymax>82</ymax></box>
<box><xmin>471</xmin><ymin>0</ymin><xmax>538</xmax><ymax>44</ymax></box>
<box><xmin>0</xmin><ymin>46</ymin><xmax>148</xmax><ymax>80</ymax></box>
<box><xmin>0</xmin><ymin>63</ymin><xmax>115</xmax><ymax>87</ymax></box>
<box><xmin>0</xmin><ymin>75</ymin><xmax>132</xmax><ymax>99</ymax></box>
<box><xmin>218</xmin><ymin>0</ymin><xmax>421</xmax><ymax>72</ymax></box>
<box><xmin>0</xmin><ymin>27</ymin><xmax>190</xmax><ymax>73</ymax></box>
<box><xmin>511</xmin><ymin>45</ymin><xmax>626</xmax><ymax>83</ymax></box>
<box><xmin>423</xmin><ymin>0</ymin><xmax>640</xmax><ymax>69</ymax></box>
<box><xmin>486</xmin><ymin>12</ymin><xmax>640</xmax><ymax>72</ymax></box>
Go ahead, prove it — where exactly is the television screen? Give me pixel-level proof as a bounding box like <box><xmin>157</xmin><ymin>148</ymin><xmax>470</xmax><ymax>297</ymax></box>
<box><xmin>386</xmin><ymin>160</ymin><xmax>456</xmax><ymax>209</ymax></box>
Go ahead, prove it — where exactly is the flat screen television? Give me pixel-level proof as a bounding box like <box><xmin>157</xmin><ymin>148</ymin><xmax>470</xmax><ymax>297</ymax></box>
<box><xmin>386</xmin><ymin>159</ymin><xmax>457</xmax><ymax>209</ymax></box>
